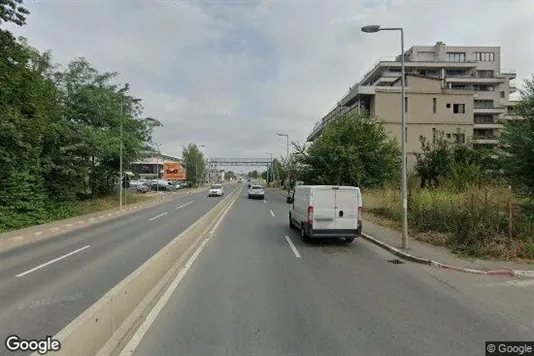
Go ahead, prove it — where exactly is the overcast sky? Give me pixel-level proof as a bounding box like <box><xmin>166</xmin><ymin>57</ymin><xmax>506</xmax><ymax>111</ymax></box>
<box><xmin>9</xmin><ymin>0</ymin><xmax>534</xmax><ymax>168</ymax></box>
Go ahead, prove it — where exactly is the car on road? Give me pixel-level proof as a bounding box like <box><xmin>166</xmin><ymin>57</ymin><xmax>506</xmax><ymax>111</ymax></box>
<box><xmin>208</xmin><ymin>184</ymin><xmax>224</xmax><ymax>197</ymax></box>
<box><xmin>248</xmin><ymin>185</ymin><xmax>265</xmax><ymax>199</ymax></box>
<box><xmin>287</xmin><ymin>185</ymin><xmax>363</xmax><ymax>243</ymax></box>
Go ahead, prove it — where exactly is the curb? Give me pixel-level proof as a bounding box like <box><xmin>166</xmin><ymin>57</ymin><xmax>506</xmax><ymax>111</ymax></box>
<box><xmin>361</xmin><ymin>233</ymin><xmax>533</xmax><ymax>278</ymax></box>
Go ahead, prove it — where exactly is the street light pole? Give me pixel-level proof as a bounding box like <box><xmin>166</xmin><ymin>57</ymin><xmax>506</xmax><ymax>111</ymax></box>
<box><xmin>120</xmin><ymin>101</ymin><xmax>124</xmax><ymax>211</ymax></box>
<box><xmin>361</xmin><ymin>25</ymin><xmax>408</xmax><ymax>249</ymax></box>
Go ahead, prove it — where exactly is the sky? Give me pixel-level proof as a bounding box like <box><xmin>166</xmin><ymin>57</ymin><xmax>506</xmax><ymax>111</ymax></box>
<box><xmin>7</xmin><ymin>0</ymin><xmax>534</xmax><ymax>169</ymax></box>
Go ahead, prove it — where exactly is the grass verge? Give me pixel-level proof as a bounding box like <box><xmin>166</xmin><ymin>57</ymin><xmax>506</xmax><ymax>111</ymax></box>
<box><xmin>365</xmin><ymin>185</ymin><xmax>534</xmax><ymax>261</ymax></box>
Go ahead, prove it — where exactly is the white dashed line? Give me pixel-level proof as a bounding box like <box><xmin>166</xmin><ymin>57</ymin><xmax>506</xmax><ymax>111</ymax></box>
<box><xmin>149</xmin><ymin>212</ymin><xmax>168</xmax><ymax>222</ymax></box>
<box><xmin>16</xmin><ymin>245</ymin><xmax>91</xmax><ymax>278</ymax></box>
<box><xmin>264</xmin><ymin>200</ymin><xmax>266</xmax><ymax>204</ymax></box>
<box><xmin>270</xmin><ymin>210</ymin><xmax>275</xmax><ymax>217</ymax></box>
<box><xmin>284</xmin><ymin>236</ymin><xmax>301</xmax><ymax>258</ymax></box>
<box><xmin>176</xmin><ymin>201</ymin><xmax>194</xmax><ymax>210</ymax></box>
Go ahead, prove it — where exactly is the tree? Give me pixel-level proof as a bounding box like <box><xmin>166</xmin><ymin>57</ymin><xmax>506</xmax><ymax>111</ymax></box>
<box><xmin>225</xmin><ymin>170</ymin><xmax>236</xmax><ymax>180</ymax></box>
<box><xmin>294</xmin><ymin>113</ymin><xmax>400</xmax><ymax>188</ymax></box>
<box><xmin>182</xmin><ymin>144</ymin><xmax>206</xmax><ymax>187</ymax></box>
<box><xmin>500</xmin><ymin>75</ymin><xmax>534</xmax><ymax>197</ymax></box>
<box><xmin>0</xmin><ymin>0</ymin><xmax>30</xmax><ymax>27</ymax></box>
<box><xmin>248</xmin><ymin>170</ymin><xmax>259</xmax><ymax>179</ymax></box>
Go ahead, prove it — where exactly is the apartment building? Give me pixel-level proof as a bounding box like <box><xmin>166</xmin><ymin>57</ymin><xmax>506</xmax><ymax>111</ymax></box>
<box><xmin>308</xmin><ymin>42</ymin><xmax>519</xmax><ymax>163</ymax></box>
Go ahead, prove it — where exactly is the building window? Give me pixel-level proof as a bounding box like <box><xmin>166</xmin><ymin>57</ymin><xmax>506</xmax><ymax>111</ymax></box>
<box><xmin>474</xmin><ymin>52</ymin><xmax>495</xmax><ymax>61</ymax></box>
<box><xmin>447</xmin><ymin>52</ymin><xmax>466</xmax><ymax>62</ymax></box>
<box><xmin>453</xmin><ymin>104</ymin><xmax>465</xmax><ymax>114</ymax></box>
<box><xmin>433</xmin><ymin>98</ymin><xmax>437</xmax><ymax>113</ymax></box>
<box><xmin>453</xmin><ymin>133</ymin><xmax>466</xmax><ymax>144</ymax></box>
<box><xmin>500</xmin><ymin>91</ymin><xmax>505</xmax><ymax>98</ymax></box>
<box><xmin>446</xmin><ymin>103</ymin><xmax>451</xmax><ymax>108</ymax></box>
<box><xmin>404</xmin><ymin>96</ymin><xmax>408</xmax><ymax>113</ymax></box>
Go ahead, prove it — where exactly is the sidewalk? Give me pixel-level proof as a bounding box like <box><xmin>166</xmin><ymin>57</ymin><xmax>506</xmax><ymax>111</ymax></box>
<box><xmin>0</xmin><ymin>187</ymin><xmax>205</xmax><ymax>252</ymax></box>
<box><xmin>273</xmin><ymin>188</ymin><xmax>534</xmax><ymax>277</ymax></box>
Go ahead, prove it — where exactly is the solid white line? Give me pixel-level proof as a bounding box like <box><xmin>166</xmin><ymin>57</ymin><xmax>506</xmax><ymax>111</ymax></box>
<box><xmin>284</xmin><ymin>236</ymin><xmax>301</xmax><ymax>258</ymax></box>
<box><xmin>149</xmin><ymin>212</ymin><xmax>168</xmax><ymax>222</ymax></box>
<box><xmin>270</xmin><ymin>210</ymin><xmax>275</xmax><ymax>217</ymax></box>
<box><xmin>264</xmin><ymin>200</ymin><xmax>266</xmax><ymax>204</ymax></box>
<box><xmin>16</xmin><ymin>245</ymin><xmax>91</xmax><ymax>278</ymax></box>
<box><xmin>119</xmin><ymin>238</ymin><xmax>209</xmax><ymax>356</ymax></box>
<box><xmin>176</xmin><ymin>201</ymin><xmax>194</xmax><ymax>210</ymax></box>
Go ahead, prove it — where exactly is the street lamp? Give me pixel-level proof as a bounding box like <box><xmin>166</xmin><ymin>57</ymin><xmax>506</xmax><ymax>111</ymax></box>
<box><xmin>361</xmin><ymin>24</ymin><xmax>408</xmax><ymax>249</ymax></box>
<box><xmin>118</xmin><ymin>84</ymin><xmax>141</xmax><ymax>211</ymax></box>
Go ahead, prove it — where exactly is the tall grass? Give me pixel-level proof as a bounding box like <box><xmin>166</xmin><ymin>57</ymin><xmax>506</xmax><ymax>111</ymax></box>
<box><xmin>365</xmin><ymin>182</ymin><xmax>534</xmax><ymax>260</ymax></box>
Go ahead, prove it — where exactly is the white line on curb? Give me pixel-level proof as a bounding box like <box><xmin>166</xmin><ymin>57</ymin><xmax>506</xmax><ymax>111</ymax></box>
<box><xmin>284</xmin><ymin>236</ymin><xmax>301</xmax><ymax>258</ymax></box>
<box><xmin>149</xmin><ymin>212</ymin><xmax>168</xmax><ymax>222</ymax></box>
<box><xmin>16</xmin><ymin>245</ymin><xmax>91</xmax><ymax>278</ymax></box>
<box><xmin>270</xmin><ymin>210</ymin><xmax>275</xmax><ymax>217</ymax></box>
<box><xmin>176</xmin><ymin>201</ymin><xmax>194</xmax><ymax>210</ymax></box>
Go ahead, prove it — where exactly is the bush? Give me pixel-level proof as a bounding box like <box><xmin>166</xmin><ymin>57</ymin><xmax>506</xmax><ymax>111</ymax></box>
<box><xmin>366</xmin><ymin>185</ymin><xmax>534</xmax><ymax>260</ymax></box>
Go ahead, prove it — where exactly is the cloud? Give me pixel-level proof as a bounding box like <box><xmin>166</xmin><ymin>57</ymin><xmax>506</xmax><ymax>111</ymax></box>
<box><xmin>8</xmin><ymin>0</ymin><xmax>534</xmax><ymax>169</ymax></box>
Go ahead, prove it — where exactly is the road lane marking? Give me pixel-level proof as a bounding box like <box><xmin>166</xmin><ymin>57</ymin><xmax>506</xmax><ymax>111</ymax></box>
<box><xmin>148</xmin><ymin>212</ymin><xmax>168</xmax><ymax>221</ymax></box>
<box><xmin>118</xmin><ymin>238</ymin><xmax>209</xmax><ymax>356</ymax></box>
<box><xmin>285</xmin><ymin>236</ymin><xmax>301</xmax><ymax>258</ymax></box>
<box><xmin>270</xmin><ymin>210</ymin><xmax>275</xmax><ymax>217</ymax></box>
<box><xmin>176</xmin><ymin>201</ymin><xmax>194</xmax><ymax>210</ymax></box>
<box><xmin>16</xmin><ymin>245</ymin><xmax>91</xmax><ymax>278</ymax></box>
<box><xmin>264</xmin><ymin>200</ymin><xmax>266</xmax><ymax>204</ymax></box>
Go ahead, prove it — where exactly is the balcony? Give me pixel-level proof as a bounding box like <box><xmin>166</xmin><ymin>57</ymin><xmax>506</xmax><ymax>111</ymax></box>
<box><xmin>498</xmin><ymin>69</ymin><xmax>517</xmax><ymax>79</ymax></box>
<box><xmin>447</xmin><ymin>75</ymin><xmax>505</xmax><ymax>84</ymax></box>
<box><xmin>473</xmin><ymin>105</ymin><xmax>506</xmax><ymax>114</ymax></box>
<box><xmin>473</xmin><ymin>136</ymin><xmax>499</xmax><ymax>145</ymax></box>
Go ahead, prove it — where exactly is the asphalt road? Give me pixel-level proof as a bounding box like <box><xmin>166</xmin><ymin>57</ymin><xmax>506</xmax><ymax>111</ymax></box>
<box><xmin>0</xmin><ymin>184</ymin><xmax>238</xmax><ymax>356</ymax></box>
<box><xmin>128</xmin><ymin>187</ymin><xmax>534</xmax><ymax>356</ymax></box>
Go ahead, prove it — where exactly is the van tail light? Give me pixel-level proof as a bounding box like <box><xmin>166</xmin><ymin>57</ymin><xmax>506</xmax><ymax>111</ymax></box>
<box><xmin>358</xmin><ymin>206</ymin><xmax>363</xmax><ymax>221</ymax></box>
<box><xmin>308</xmin><ymin>206</ymin><xmax>314</xmax><ymax>226</ymax></box>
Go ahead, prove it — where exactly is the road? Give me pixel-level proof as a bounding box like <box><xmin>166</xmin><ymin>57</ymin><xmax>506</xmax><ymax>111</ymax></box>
<box><xmin>0</xmin><ymin>184</ymin><xmax>239</xmax><ymax>356</ymax></box>
<box><xmin>126</xmin><ymin>187</ymin><xmax>534</xmax><ymax>356</ymax></box>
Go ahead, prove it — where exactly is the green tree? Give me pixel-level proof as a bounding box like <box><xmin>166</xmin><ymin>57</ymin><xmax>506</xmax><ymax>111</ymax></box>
<box><xmin>248</xmin><ymin>170</ymin><xmax>259</xmax><ymax>179</ymax></box>
<box><xmin>500</xmin><ymin>75</ymin><xmax>534</xmax><ymax>197</ymax></box>
<box><xmin>182</xmin><ymin>144</ymin><xmax>206</xmax><ymax>187</ymax></box>
<box><xmin>294</xmin><ymin>113</ymin><xmax>400</xmax><ymax>188</ymax></box>
<box><xmin>0</xmin><ymin>0</ymin><xmax>30</xmax><ymax>27</ymax></box>
<box><xmin>225</xmin><ymin>170</ymin><xmax>236</xmax><ymax>180</ymax></box>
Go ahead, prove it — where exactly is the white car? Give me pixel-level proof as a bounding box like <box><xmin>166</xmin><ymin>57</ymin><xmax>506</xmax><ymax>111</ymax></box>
<box><xmin>208</xmin><ymin>184</ymin><xmax>224</xmax><ymax>197</ymax></box>
<box><xmin>248</xmin><ymin>185</ymin><xmax>265</xmax><ymax>199</ymax></box>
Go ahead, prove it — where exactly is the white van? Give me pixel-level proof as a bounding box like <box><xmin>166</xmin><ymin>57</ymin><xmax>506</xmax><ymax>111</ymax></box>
<box><xmin>287</xmin><ymin>185</ymin><xmax>363</xmax><ymax>243</ymax></box>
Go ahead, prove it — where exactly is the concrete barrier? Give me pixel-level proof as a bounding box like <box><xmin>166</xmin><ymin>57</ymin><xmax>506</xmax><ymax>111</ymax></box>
<box><xmin>31</xmin><ymin>186</ymin><xmax>242</xmax><ymax>356</ymax></box>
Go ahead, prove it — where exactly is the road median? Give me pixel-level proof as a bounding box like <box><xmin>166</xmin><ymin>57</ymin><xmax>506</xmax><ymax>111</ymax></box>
<box><xmin>29</xmin><ymin>186</ymin><xmax>241</xmax><ymax>356</ymax></box>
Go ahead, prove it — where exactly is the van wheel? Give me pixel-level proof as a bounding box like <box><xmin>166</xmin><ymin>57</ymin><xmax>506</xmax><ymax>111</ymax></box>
<box><xmin>345</xmin><ymin>237</ymin><xmax>355</xmax><ymax>243</ymax></box>
<box><xmin>300</xmin><ymin>223</ymin><xmax>310</xmax><ymax>243</ymax></box>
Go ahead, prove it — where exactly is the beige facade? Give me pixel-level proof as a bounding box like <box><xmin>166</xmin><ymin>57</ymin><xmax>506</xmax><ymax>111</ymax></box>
<box><xmin>370</xmin><ymin>75</ymin><xmax>474</xmax><ymax>170</ymax></box>
<box><xmin>308</xmin><ymin>42</ymin><xmax>519</xmax><ymax>155</ymax></box>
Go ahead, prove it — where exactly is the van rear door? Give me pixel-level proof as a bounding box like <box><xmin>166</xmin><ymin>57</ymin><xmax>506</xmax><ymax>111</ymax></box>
<box><xmin>334</xmin><ymin>187</ymin><xmax>360</xmax><ymax>232</ymax></box>
<box><xmin>311</xmin><ymin>188</ymin><xmax>336</xmax><ymax>231</ymax></box>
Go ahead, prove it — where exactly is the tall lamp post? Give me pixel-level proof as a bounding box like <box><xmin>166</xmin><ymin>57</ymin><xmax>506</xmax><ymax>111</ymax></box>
<box><xmin>361</xmin><ymin>24</ymin><xmax>408</xmax><ymax>249</ymax></box>
<box><xmin>119</xmin><ymin>84</ymin><xmax>141</xmax><ymax>211</ymax></box>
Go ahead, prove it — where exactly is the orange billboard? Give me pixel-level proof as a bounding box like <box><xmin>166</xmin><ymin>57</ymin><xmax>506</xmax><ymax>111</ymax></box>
<box><xmin>163</xmin><ymin>162</ymin><xmax>186</xmax><ymax>181</ymax></box>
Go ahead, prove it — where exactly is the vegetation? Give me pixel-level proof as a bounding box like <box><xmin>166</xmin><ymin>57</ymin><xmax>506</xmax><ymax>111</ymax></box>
<box><xmin>365</xmin><ymin>75</ymin><xmax>534</xmax><ymax>260</ymax></box>
<box><xmin>182</xmin><ymin>144</ymin><xmax>207</xmax><ymax>187</ymax></box>
<box><xmin>0</xmin><ymin>1</ymin><xmax>160</xmax><ymax>232</ymax></box>
<box><xmin>292</xmin><ymin>113</ymin><xmax>400</xmax><ymax>188</ymax></box>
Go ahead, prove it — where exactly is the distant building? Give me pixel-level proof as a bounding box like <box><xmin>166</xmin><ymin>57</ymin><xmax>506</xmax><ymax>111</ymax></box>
<box><xmin>130</xmin><ymin>151</ymin><xmax>182</xmax><ymax>179</ymax></box>
<box><xmin>208</xmin><ymin>169</ymin><xmax>225</xmax><ymax>183</ymax></box>
<box><xmin>308</xmin><ymin>42</ymin><xmax>520</xmax><ymax>170</ymax></box>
